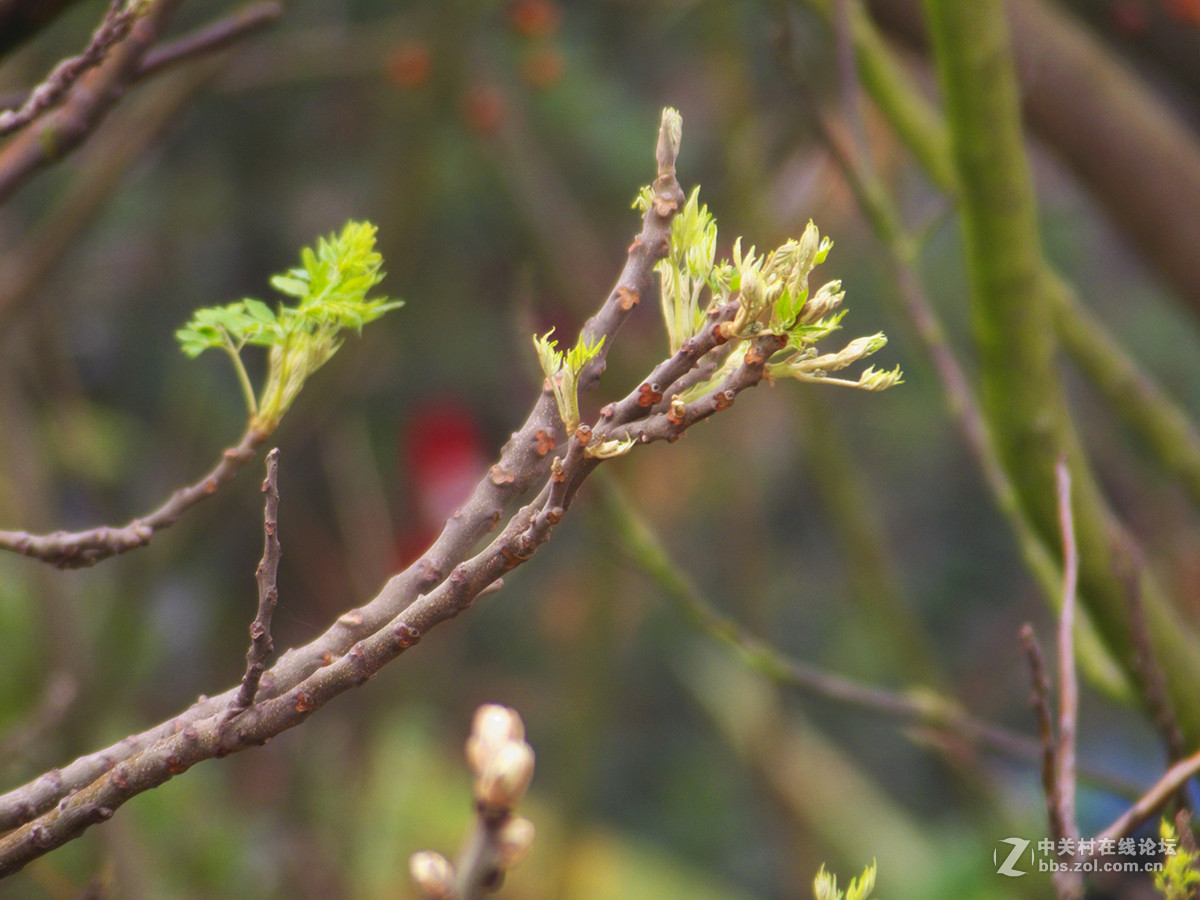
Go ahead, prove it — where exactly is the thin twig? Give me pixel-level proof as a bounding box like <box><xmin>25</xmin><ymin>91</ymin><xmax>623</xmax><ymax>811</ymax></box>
<box><xmin>1021</xmin><ymin>624</ymin><xmax>1065</xmax><ymax>843</ymax></box>
<box><xmin>0</xmin><ymin>62</ymin><xmax>219</xmax><ymax>329</ymax></box>
<box><xmin>136</xmin><ymin>1</ymin><xmax>283</xmax><ymax>78</ymax></box>
<box><xmin>1053</xmin><ymin>458</ymin><xmax>1083</xmax><ymax>900</ymax></box>
<box><xmin>1095</xmin><ymin>745</ymin><xmax>1200</xmax><ymax>844</ymax></box>
<box><xmin>224</xmin><ymin>448</ymin><xmax>282</xmax><ymax>723</ymax></box>
<box><xmin>0</xmin><ymin>0</ymin><xmax>178</xmax><ymax>204</ymax></box>
<box><xmin>1055</xmin><ymin>458</ymin><xmax>1079</xmax><ymax>833</ymax></box>
<box><xmin>0</xmin><ymin>427</ymin><xmax>268</xmax><ymax>567</ymax></box>
<box><xmin>1122</xmin><ymin>542</ymin><xmax>1189</xmax><ymax>769</ymax></box>
<box><xmin>0</xmin><ymin>0</ymin><xmax>137</xmax><ymax>138</ymax></box>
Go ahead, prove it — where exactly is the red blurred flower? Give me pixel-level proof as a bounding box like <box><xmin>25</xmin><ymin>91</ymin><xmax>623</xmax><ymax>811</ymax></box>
<box><xmin>508</xmin><ymin>0</ymin><xmax>561</xmax><ymax>38</ymax></box>
<box><xmin>386</xmin><ymin>41</ymin><xmax>432</xmax><ymax>89</ymax></box>
<box><xmin>397</xmin><ymin>402</ymin><xmax>488</xmax><ymax>566</ymax></box>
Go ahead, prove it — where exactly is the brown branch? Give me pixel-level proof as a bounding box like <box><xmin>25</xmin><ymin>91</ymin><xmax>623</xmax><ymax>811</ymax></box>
<box><xmin>224</xmin><ymin>448</ymin><xmax>282</xmax><ymax>724</ymax></box>
<box><xmin>1123</xmin><ymin>542</ymin><xmax>1189</xmax><ymax>769</ymax></box>
<box><xmin>0</xmin><ymin>110</ymin><xmax>687</xmax><ymax>857</ymax></box>
<box><xmin>136</xmin><ymin>1</ymin><xmax>284</xmax><ymax>79</ymax></box>
<box><xmin>1095</xmin><ymin>746</ymin><xmax>1200</xmax><ymax>844</ymax></box>
<box><xmin>1052</xmin><ymin>459</ymin><xmax>1083</xmax><ymax>900</ymax></box>
<box><xmin>0</xmin><ymin>0</ymin><xmax>178</xmax><ymax>205</ymax></box>
<box><xmin>0</xmin><ymin>110</ymin><xmax>804</xmax><ymax>873</ymax></box>
<box><xmin>0</xmin><ymin>0</ymin><xmax>136</xmax><ymax>138</ymax></box>
<box><xmin>1021</xmin><ymin>624</ymin><xmax>1065</xmax><ymax>843</ymax></box>
<box><xmin>0</xmin><ymin>302</ymin><xmax>747</xmax><ymax>872</ymax></box>
<box><xmin>0</xmin><ymin>427</ymin><xmax>268</xmax><ymax>567</ymax></box>
<box><xmin>1055</xmin><ymin>458</ymin><xmax>1079</xmax><ymax>837</ymax></box>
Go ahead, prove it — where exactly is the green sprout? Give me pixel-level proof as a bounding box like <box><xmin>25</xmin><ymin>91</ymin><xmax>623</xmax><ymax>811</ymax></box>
<box><xmin>639</xmin><ymin>181</ymin><xmax>901</xmax><ymax>396</ymax></box>
<box><xmin>659</xmin><ymin>186</ymin><xmax>719</xmax><ymax>354</ymax></box>
<box><xmin>814</xmin><ymin>860</ymin><xmax>877</xmax><ymax>900</ymax></box>
<box><xmin>1155</xmin><ymin>818</ymin><xmax>1200</xmax><ymax>900</ymax></box>
<box><xmin>533</xmin><ymin>329</ymin><xmax>605</xmax><ymax>433</ymax></box>
<box><xmin>176</xmin><ymin>221</ymin><xmax>402</xmax><ymax>433</ymax></box>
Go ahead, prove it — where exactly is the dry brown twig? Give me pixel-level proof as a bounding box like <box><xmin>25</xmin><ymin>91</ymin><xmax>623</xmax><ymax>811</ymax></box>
<box><xmin>0</xmin><ymin>0</ymin><xmax>138</xmax><ymax>137</ymax></box>
<box><xmin>0</xmin><ymin>0</ymin><xmax>283</xmax><ymax>205</ymax></box>
<box><xmin>1019</xmin><ymin>460</ymin><xmax>1084</xmax><ymax>899</ymax></box>
<box><xmin>0</xmin><ymin>427</ymin><xmax>269</xmax><ymax>567</ymax></box>
<box><xmin>224</xmin><ymin>447</ymin><xmax>283</xmax><ymax>725</ymax></box>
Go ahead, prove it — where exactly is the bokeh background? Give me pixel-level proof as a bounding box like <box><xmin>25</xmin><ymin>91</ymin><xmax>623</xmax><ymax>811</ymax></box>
<box><xmin>3</xmin><ymin>1</ymin><xmax>1200</xmax><ymax>897</ymax></box>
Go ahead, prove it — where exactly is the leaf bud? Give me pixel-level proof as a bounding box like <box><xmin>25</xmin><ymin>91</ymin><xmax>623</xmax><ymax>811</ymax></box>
<box><xmin>494</xmin><ymin>815</ymin><xmax>536</xmax><ymax>869</ymax></box>
<box><xmin>474</xmin><ymin>740</ymin><xmax>536</xmax><ymax>811</ymax></box>
<box><xmin>409</xmin><ymin>851</ymin><xmax>456</xmax><ymax>899</ymax></box>
<box><xmin>466</xmin><ymin>704</ymin><xmax>525</xmax><ymax>776</ymax></box>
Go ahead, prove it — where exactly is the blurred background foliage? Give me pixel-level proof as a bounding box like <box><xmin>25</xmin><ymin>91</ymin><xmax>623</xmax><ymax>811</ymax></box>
<box><xmin>2</xmin><ymin>0</ymin><xmax>1200</xmax><ymax>897</ymax></box>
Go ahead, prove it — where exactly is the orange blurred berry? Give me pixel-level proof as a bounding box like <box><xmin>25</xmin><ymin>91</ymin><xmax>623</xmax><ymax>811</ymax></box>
<box><xmin>520</xmin><ymin>48</ymin><xmax>564</xmax><ymax>89</ymax></box>
<box><xmin>508</xmin><ymin>0</ymin><xmax>561</xmax><ymax>38</ymax></box>
<box><xmin>387</xmin><ymin>41</ymin><xmax>432</xmax><ymax>89</ymax></box>
<box><xmin>462</xmin><ymin>85</ymin><xmax>505</xmax><ymax>136</ymax></box>
<box><xmin>1168</xmin><ymin>0</ymin><xmax>1200</xmax><ymax>24</ymax></box>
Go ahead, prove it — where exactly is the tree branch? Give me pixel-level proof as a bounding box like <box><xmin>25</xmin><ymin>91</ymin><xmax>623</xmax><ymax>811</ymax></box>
<box><xmin>136</xmin><ymin>1</ymin><xmax>283</xmax><ymax>79</ymax></box>
<box><xmin>0</xmin><ymin>0</ymin><xmax>137</xmax><ymax>138</ymax></box>
<box><xmin>1095</xmin><ymin>747</ymin><xmax>1200</xmax><ymax>844</ymax></box>
<box><xmin>0</xmin><ymin>109</ymin><xmax>688</xmax><ymax>865</ymax></box>
<box><xmin>224</xmin><ymin>447</ymin><xmax>282</xmax><ymax>724</ymax></box>
<box><xmin>0</xmin><ymin>0</ymin><xmax>178</xmax><ymax>204</ymax></box>
<box><xmin>0</xmin><ymin>427</ymin><xmax>268</xmax><ymax>567</ymax></box>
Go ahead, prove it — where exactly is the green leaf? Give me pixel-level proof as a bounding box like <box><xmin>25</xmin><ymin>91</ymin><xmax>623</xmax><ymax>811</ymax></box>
<box><xmin>177</xmin><ymin>220</ymin><xmax>403</xmax><ymax>432</ymax></box>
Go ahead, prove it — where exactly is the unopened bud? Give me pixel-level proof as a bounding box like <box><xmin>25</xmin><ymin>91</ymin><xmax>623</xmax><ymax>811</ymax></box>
<box><xmin>475</xmin><ymin>740</ymin><xmax>536</xmax><ymax>811</ymax></box>
<box><xmin>410</xmin><ymin>851</ymin><xmax>455</xmax><ymax>899</ymax></box>
<box><xmin>466</xmin><ymin>704</ymin><xmax>525</xmax><ymax>775</ymax></box>
<box><xmin>795</xmin><ymin>220</ymin><xmax>821</xmax><ymax>275</ymax></box>
<box><xmin>739</xmin><ymin>269</ymin><xmax>763</xmax><ymax>315</ymax></box>
<box><xmin>858</xmin><ymin>365</ymin><xmax>904</xmax><ymax>391</ymax></box>
<box><xmin>799</xmin><ymin>280</ymin><xmax>844</xmax><ymax>324</ymax></box>
<box><xmin>494</xmin><ymin>815</ymin><xmax>536</xmax><ymax>869</ymax></box>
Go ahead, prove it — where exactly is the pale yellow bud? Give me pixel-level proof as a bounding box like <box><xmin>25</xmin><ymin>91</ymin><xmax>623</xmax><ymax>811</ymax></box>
<box><xmin>409</xmin><ymin>850</ymin><xmax>456</xmax><ymax>899</ymax></box>
<box><xmin>474</xmin><ymin>740</ymin><xmax>536</xmax><ymax>811</ymax></box>
<box><xmin>799</xmin><ymin>280</ymin><xmax>844</xmax><ymax>324</ymax></box>
<box><xmin>466</xmin><ymin>704</ymin><xmax>525</xmax><ymax>775</ymax></box>
<box><xmin>494</xmin><ymin>815</ymin><xmax>536</xmax><ymax>869</ymax></box>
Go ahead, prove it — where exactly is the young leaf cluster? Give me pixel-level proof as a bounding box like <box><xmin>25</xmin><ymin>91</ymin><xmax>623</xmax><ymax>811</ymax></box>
<box><xmin>814</xmin><ymin>860</ymin><xmax>877</xmax><ymax>900</ymax></box>
<box><xmin>176</xmin><ymin>221</ymin><xmax>402</xmax><ymax>433</ymax></box>
<box><xmin>1155</xmin><ymin>819</ymin><xmax>1200</xmax><ymax>900</ymax></box>
<box><xmin>533</xmin><ymin>329</ymin><xmax>604</xmax><ymax>434</ymax></box>
<box><xmin>637</xmin><ymin>184</ymin><xmax>902</xmax><ymax>397</ymax></box>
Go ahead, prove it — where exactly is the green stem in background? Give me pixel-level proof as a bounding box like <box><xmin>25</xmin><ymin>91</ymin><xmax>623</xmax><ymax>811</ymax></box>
<box><xmin>790</xmin><ymin>0</ymin><xmax>1200</xmax><ymax>515</ymax></box>
<box><xmin>923</xmin><ymin>0</ymin><xmax>1200</xmax><ymax>741</ymax></box>
<box><xmin>795</xmin><ymin>389</ymin><xmax>943</xmax><ymax>687</ymax></box>
<box><xmin>593</xmin><ymin>471</ymin><xmax>1141</xmax><ymax>797</ymax></box>
<box><xmin>781</xmin><ymin>20</ymin><xmax>1128</xmax><ymax>697</ymax></box>
<box><xmin>1047</xmin><ymin>277</ymin><xmax>1200</xmax><ymax>510</ymax></box>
